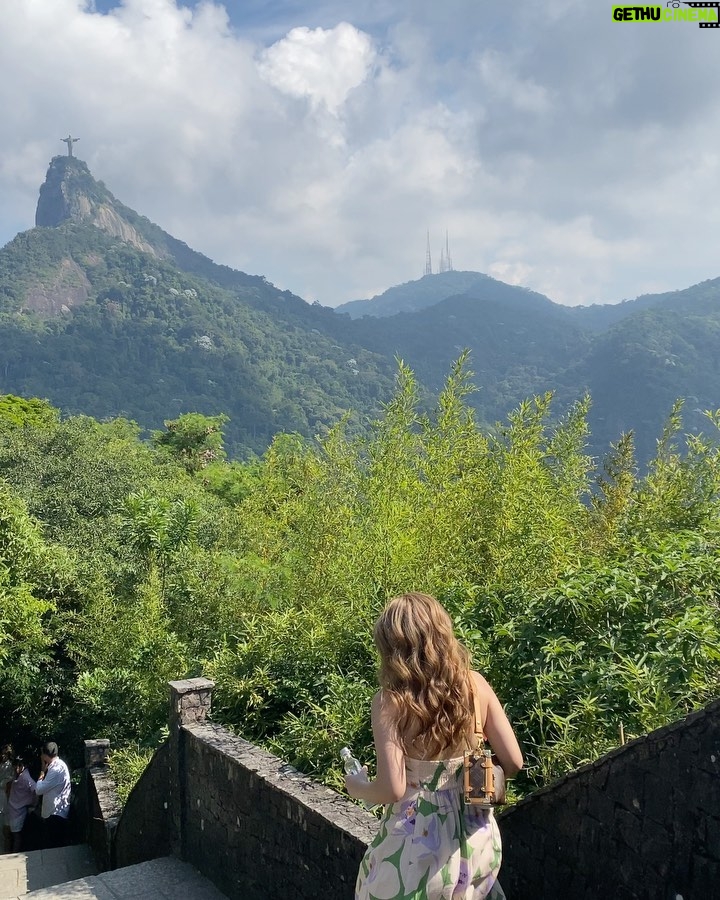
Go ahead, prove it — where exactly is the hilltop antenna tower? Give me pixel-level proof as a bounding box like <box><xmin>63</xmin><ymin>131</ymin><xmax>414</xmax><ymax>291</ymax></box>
<box><xmin>445</xmin><ymin>230</ymin><xmax>453</xmax><ymax>272</ymax></box>
<box><xmin>440</xmin><ymin>229</ymin><xmax>453</xmax><ymax>272</ymax></box>
<box><xmin>424</xmin><ymin>230</ymin><xmax>433</xmax><ymax>276</ymax></box>
<box><xmin>437</xmin><ymin>231</ymin><xmax>454</xmax><ymax>274</ymax></box>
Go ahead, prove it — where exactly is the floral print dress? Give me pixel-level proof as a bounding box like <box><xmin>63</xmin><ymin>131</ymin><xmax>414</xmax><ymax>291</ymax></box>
<box><xmin>355</xmin><ymin>756</ymin><xmax>502</xmax><ymax>900</ymax></box>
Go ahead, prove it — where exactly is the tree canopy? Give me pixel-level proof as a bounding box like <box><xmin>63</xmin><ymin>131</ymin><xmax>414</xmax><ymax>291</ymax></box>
<box><xmin>0</xmin><ymin>364</ymin><xmax>718</xmax><ymax>803</ymax></box>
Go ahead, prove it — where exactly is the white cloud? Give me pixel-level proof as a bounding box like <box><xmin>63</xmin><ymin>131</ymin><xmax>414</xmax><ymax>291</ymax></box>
<box><xmin>258</xmin><ymin>23</ymin><xmax>376</xmax><ymax>115</ymax></box>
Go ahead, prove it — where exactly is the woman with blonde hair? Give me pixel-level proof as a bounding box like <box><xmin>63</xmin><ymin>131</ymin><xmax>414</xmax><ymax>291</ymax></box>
<box><xmin>346</xmin><ymin>593</ymin><xmax>523</xmax><ymax>900</ymax></box>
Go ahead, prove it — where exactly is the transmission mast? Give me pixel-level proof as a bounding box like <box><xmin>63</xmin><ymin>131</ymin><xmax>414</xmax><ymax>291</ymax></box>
<box><xmin>424</xmin><ymin>230</ymin><xmax>433</xmax><ymax>276</ymax></box>
<box><xmin>445</xmin><ymin>230</ymin><xmax>453</xmax><ymax>272</ymax></box>
<box><xmin>437</xmin><ymin>231</ymin><xmax>453</xmax><ymax>273</ymax></box>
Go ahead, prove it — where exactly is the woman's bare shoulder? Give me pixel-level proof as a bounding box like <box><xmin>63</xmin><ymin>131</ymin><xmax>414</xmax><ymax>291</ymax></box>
<box><xmin>469</xmin><ymin>670</ymin><xmax>494</xmax><ymax>696</ymax></box>
<box><xmin>372</xmin><ymin>689</ymin><xmax>398</xmax><ymax>716</ymax></box>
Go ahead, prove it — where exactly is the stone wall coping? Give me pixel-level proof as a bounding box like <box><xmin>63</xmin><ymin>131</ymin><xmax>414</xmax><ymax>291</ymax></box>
<box><xmin>184</xmin><ymin>721</ymin><xmax>378</xmax><ymax>845</ymax></box>
<box><xmin>88</xmin><ymin>767</ymin><xmax>123</xmax><ymax>823</ymax></box>
<box><xmin>500</xmin><ymin>695</ymin><xmax>720</xmax><ymax>820</ymax></box>
<box><xmin>168</xmin><ymin>677</ymin><xmax>215</xmax><ymax>694</ymax></box>
<box><xmin>84</xmin><ymin>738</ymin><xmax>112</xmax><ymax>768</ymax></box>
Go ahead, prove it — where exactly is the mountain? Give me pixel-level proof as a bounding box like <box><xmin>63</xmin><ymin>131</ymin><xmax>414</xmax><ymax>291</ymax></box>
<box><xmin>2</xmin><ymin>155</ymin><xmax>719</xmax><ymax>466</ymax></box>
<box><xmin>342</xmin><ymin>278</ymin><xmax>588</xmax><ymax>421</ymax></box>
<box><xmin>335</xmin><ymin>271</ymin><xmax>720</xmax><ymax>463</ymax></box>
<box><xmin>564</xmin><ymin>278</ymin><xmax>720</xmax><ymax>333</ymax></box>
<box><xmin>568</xmin><ymin>283</ymin><xmax>720</xmax><ymax>461</ymax></box>
<box><xmin>0</xmin><ymin>156</ymin><xmax>396</xmax><ymax>455</ymax></box>
<box><xmin>335</xmin><ymin>271</ymin><xmax>499</xmax><ymax>318</ymax></box>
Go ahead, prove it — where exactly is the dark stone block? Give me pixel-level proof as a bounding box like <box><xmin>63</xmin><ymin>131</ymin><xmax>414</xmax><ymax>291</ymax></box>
<box><xmin>690</xmin><ymin>852</ymin><xmax>720</xmax><ymax>890</ymax></box>
<box><xmin>642</xmin><ymin>770</ymin><xmax>672</xmax><ymax>824</ymax></box>
<box><xmin>686</xmin><ymin>769</ymin><xmax>720</xmax><ymax>817</ymax></box>
<box><xmin>614</xmin><ymin>806</ymin><xmax>641</xmax><ymax>849</ymax></box>
<box><xmin>700</xmin><ymin>814</ymin><xmax>720</xmax><ymax>858</ymax></box>
<box><xmin>638</xmin><ymin>817</ymin><xmax>673</xmax><ymax>877</ymax></box>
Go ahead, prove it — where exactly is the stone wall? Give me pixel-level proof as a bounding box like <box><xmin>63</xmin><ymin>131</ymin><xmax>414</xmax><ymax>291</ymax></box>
<box><xmin>113</xmin><ymin>740</ymin><xmax>172</xmax><ymax>867</ymax></box>
<box><xmin>498</xmin><ymin>698</ymin><xmax>720</xmax><ymax>900</ymax></box>
<box><xmin>113</xmin><ymin>678</ymin><xmax>375</xmax><ymax>899</ymax></box>
<box><xmin>80</xmin><ymin>739</ymin><xmax>122</xmax><ymax>870</ymax></box>
<box><xmin>182</xmin><ymin>723</ymin><xmax>376</xmax><ymax>900</ymax></box>
<box><xmin>108</xmin><ymin>680</ymin><xmax>720</xmax><ymax>899</ymax></box>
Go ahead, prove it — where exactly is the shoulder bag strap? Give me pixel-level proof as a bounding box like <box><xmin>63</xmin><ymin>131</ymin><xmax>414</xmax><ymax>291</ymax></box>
<box><xmin>469</xmin><ymin>678</ymin><xmax>485</xmax><ymax>742</ymax></box>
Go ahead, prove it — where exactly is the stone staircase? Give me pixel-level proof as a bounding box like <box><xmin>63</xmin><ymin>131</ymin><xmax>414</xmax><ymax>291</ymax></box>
<box><xmin>0</xmin><ymin>847</ymin><xmax>227</xmax><ymax>899</ymax></box>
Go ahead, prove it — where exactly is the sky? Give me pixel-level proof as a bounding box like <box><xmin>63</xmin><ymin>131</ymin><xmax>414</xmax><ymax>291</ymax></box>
<box><xmin>1</xmin><ymin>0</ymin><xmax>720</xmax><ymax>308</ymax></box>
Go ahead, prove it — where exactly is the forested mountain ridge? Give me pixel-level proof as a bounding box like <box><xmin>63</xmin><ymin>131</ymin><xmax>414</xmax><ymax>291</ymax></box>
<box><xmin>335</xmin><ymin>270</ymin><xmax>504</xmax><ymax>318</ymax></box>
<box><xmin>33</xmin><ymin>155</ymin><xmax>270</xmax><ymax>295</ymax></box>
<box><xmin>0</xmin><ymin>156</ymin><xmax>395</xmax><ymax>455</ymax></box>
<box><xmin>336</xmin><ymin>272</ymin><xmax>720</xmax><ymax>462</ymax></box>
<box><xmin>1</xmin><ymin>154</ymin><xmax>720</xmax><ymax>464</ymax></box>
<box><xmin>341</xmin><ymin>265</ymin><xmax>720</xmax><ymax>333</ymax></box>
<box><xmin>344</xmin><ymin>282</ymin><xmax>590</xmax><ymax>427</ymax></box>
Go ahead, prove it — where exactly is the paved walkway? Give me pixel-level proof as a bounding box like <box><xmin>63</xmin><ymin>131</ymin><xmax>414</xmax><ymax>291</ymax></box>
<box><xmin>0</xmin><ymin>849</ymin><xmax>228</xmax><ymax>900</ymax></box>
<box><xmin>0</xmin><ymin>846</ymin><xmax>97</xmax><ymax>899</ymax></box>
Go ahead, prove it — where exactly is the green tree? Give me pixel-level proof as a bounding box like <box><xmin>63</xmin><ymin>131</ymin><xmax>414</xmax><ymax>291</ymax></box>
<box><xmin>0</xmin><ymin>395</ymin><xmax>59</xmax><ymax>429</ymax></box>
<box><xmin>153</xmin><ymin>413</ymin><xmax>229</xmax><ymax>474</ymax></box>
<box><xmin>0</xmin><ymin>487</ymin><xmax>73</xmax><ymax>736</ymax></box>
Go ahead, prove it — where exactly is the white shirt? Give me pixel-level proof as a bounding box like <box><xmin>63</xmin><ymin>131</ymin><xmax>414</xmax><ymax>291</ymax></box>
<box><xmin>35</xmin><ymin>757</ymin><xmax>71</xmax><ymax>819</ymax></box>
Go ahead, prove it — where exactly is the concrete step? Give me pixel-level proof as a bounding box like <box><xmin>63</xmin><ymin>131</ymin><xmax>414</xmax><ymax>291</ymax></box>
<box><xmin>0</xmin><ymin>846</ymin><xmax>97</xmax><ymax>899</ymax></box>
<box><xmin>3</xmin><ymin>855</ymin><xmax>228</xmax><ymax>900</ymax></box>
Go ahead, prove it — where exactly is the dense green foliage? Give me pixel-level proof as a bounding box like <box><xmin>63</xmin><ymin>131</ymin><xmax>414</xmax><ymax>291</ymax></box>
<box><xmin>0</xmin><ymin>223</ymin><xmax>394</xmax><ymax>456</ymax></box>
<box><xmin>340</xmin><ymin>274</ymin><xmax>720</xmax><ymax>465</ymax></box>
<box><xmin>1</xmin><ymin>362</ymin><xmax>718</xmax><ymax>806</ymax></box>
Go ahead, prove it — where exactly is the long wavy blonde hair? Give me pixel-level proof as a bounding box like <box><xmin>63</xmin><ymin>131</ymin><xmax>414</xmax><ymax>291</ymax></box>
<box><xmin>374</xmin><ymin>593</ymin><xmax>474</xmax><ymax>757</ymax></box>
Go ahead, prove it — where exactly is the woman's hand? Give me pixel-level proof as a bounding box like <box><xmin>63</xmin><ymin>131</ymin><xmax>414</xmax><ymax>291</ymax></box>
<box><xmin>345</xmin><ymin>766</ymin><xmax>369</xmax><ymax>799</ymax></box>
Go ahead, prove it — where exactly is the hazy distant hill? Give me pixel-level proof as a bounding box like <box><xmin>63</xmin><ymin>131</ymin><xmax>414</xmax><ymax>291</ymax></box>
<box><xmin>344</xmin><ymin>278</ymin><xmax>587</xmax><ymax>414</ymax></box>
<box><xmin>564</xmin><ymin>278</ymin><xmax>720</xmax><ymax>333</ymax></box>
<box><xmin>335</xmin><ymin>271</ymin><xmax>497</xmax><ymax>318</ymax></box>
<box><xmin>335</xmin><ymin>271</ymin><xmax>720</xmax><ymax>462</ymax></box>
<box><xmin>567</xmin><ymin>282</ymin><xmax>720</xmax><ymax>461</ymax></box>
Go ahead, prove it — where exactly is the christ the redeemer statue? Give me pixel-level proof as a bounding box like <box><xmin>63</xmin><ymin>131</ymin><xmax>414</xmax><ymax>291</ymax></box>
<box><xmin>62</xmin><ymin>135</ymin><xmax>79</xmax><ymax>157</ymax></box>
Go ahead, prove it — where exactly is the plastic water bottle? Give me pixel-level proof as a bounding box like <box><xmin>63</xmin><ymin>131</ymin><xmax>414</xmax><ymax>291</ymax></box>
<box><xmin>341</xmin><ymin>746</ymin><xmax>363</xmax><ymax>775</ymax></box>
<box><xmin>341</xmin><ymin>747</ymin><xmax>375</xmax><ymax>811</ymax></box>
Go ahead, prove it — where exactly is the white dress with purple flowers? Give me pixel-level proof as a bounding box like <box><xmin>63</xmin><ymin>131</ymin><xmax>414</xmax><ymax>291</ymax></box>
<box><xmin>355</xmin><ymin>756</ymin><xmax>502</xmax><ymax>900</ymax></box>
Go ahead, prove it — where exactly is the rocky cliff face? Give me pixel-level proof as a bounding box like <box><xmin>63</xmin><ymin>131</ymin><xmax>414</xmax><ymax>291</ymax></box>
<box><xmin>35</xmin><ymin>156</ymin><xmax>157</xmax><ymax>256</ymax></box>
<box><xmin>22</xmin><ymin>258</ymin><xmax>91</xmax><ymax>316</ymax></box>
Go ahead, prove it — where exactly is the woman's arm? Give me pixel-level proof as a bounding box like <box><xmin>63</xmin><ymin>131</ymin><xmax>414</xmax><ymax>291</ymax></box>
<box><xmin>473</xmin><ymin>671</ymin><xmax>524</xmax><ymax>777</ymax></box>
<box><xmin>345</xmin><ymin>691</ymin><xmax>407</xmax><ymax>805</ymax></box>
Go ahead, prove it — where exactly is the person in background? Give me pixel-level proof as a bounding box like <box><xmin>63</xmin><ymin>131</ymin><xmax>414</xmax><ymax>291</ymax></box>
<box><xmin>346</xmin><ymin>593</ymin><xmax>524</xmax><ymax>900</ymax></box>
<box><xmin>7</xmin><ymin>758</ymin><xmax>36</xmax><ymax>853</ymax></box>
<box><xmin>34</xmin><ymin>742</ymin><xmax>71</xmax><ymax>849</ymax></box>
<box><xmin>1</xmin><ymin>744</ymin><xmax>14</xmax><ymax>853</ymax></box>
